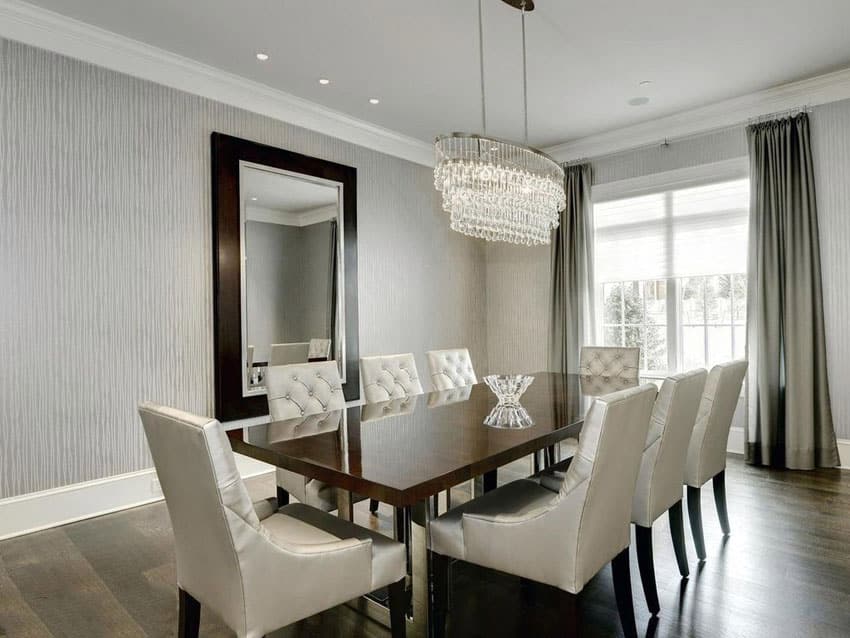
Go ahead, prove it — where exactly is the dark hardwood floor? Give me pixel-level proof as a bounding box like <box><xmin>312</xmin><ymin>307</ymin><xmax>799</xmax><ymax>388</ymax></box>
<box><xmin>1</xmin><ymin>457</ymin><xmax>849</xmax><ymax>637</ymax></box>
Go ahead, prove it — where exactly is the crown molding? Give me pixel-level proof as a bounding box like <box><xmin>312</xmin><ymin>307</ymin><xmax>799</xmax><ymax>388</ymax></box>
<box><xmin>0</xmin><ymin>0</ymin><xmax>434</xmax><ymax>167</ymax></box>
<box><xmin>544</xmin><ymin>66</ymin><xmax>850</xmax><ymax>163</ymax></box>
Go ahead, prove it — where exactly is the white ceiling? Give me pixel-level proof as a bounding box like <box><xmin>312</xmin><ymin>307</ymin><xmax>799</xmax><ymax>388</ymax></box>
<box><xmin>242</xmin><ymin>166</ymin><xmax>338</xmax><ymax>213</ymax></box>
<box><xmin>20</xmin><ymin>0</ymin><xmax>850</xmax><ymax>148</ymax></box>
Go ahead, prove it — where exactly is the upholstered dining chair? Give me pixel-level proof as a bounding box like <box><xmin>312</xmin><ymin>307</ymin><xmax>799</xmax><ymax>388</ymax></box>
<box><xmin>269</xmin><ymin>342</ymin><xmax>310</xmax><ymax>366</ymax></box>
<box><xmin>426</xmin><ymin>348</ymin><xmax>477</xmax><ymax>391</ymax></box>
<box><xmin>308</xmin><ymin>338</ymin><xmax>332</xmax><ymax>361</ymax></box>
<box><xmin>360</xmin><ymin>353</ymin><xmax>424</xmax><ymax>403</ymax></box>
<box><xmin>543</xmin><ymin>369</ymin><xmax>707</xmax><ymax>614</ymax></box>
<box><xmin>266</xmin><ymin>361</ymin><xmax>348</xmax><ymax>510</ymax></box>
<box><xmin>138</xmin><ymin>402</ymin><xmax>407</xmax><ymax>638</ymax></box>
<box><xmin>579</xmin><ymin>346</ymin><xmax>640</xmax><ymax>379</ymax></box>
<box><xmin>429</xmin><ymin>384</ymin><xmax>658</xmax><ymax>638</ymax></box>
<box><xmin>684</xmin><ymin>360</ymin><xmax>748</xmax><ymax>560</ymax></box>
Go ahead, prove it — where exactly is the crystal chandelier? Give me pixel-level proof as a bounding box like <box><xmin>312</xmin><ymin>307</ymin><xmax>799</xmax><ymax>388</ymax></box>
<box><xmin>434</xmin><ymin>0</ymin><xmax>565</xmax><ymax>246</ymax></box>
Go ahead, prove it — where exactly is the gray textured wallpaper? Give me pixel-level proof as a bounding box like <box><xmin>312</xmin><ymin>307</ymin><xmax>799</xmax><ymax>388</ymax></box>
<box><xmin>0</xmin><ymin>39</ymin><xmax>487</xmax><ymax>498</ymax></box>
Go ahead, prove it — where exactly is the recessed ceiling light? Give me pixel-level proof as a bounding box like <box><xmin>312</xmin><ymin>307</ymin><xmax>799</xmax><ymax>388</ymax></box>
<box><xmin>639</xmin><ymin>80</ymin><xmax>653</xmax><ymax>87</ymax></box>
<box><xmin>318</xmin><ymin>78</ymin><xmax>330</xmax><ymax>85</ymax></box>
<box><xmin>628</xmin><ymin>96</ymin><xmax>650</xmax><ymax>106</ymax></box>
<box><xmin>255</xmin><ymin>52</ymin><xmax>269</xmax><ymax>61</ymax></box>
<box><xmin>369</xmin><ymin>98</ymin><xmax>380</xmax><ymax>105</ymax></box>
<box><xmin>249</xmin><ymin>196</ymin><xmax>258</xmax><ymax>201</ymax></box>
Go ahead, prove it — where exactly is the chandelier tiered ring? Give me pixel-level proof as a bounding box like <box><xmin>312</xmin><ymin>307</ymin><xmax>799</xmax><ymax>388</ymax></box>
<box><xmin>434</xmin><ymin>133</ymin><xmax>565</xmax><ymax>245</ymax></box>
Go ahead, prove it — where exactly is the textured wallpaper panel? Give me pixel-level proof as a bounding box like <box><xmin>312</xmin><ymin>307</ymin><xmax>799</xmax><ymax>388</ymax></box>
<box><xmin>0</xmin><ymin>39</ymin><xmax>487</xmax><ymax>498</ymax></box>
<box><xmin>811</xmin><ymin>99</ymin><xmax>850</xmax><ymax>439</ymax></box>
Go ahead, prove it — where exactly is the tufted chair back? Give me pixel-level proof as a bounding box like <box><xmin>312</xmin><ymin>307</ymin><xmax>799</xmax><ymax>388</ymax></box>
<box><xmin>685</xmin><ymin>360</ymin><xmax>748</xmax><ymax>487</ymax></box>
<box><xmin>266</xmin><ymin>361</ymin><xmax>345</xmax><ymax>420</ymax></box>
<box><xmin>360</xmin><ymin>353</ymin><xmax>424</xmax><ymax>403</ymax></box>
<box><xmin>579</xmin><ymin>346</ymin><xmax>640</xmax><ymax>379</ymax></box>
<box><xmin>426</xmin><ymin>348</ymin><xmax>478</xmax><ymax>391</ymax></box>
<box><xmin>308</xmin><ymin>338</ymin><xmax>332</xmax><ymax>361</ymax></box>
<box><xmin>631</xmin><ymin>369</ymin><xmax>707</xmax><ymax>527</ymax></box>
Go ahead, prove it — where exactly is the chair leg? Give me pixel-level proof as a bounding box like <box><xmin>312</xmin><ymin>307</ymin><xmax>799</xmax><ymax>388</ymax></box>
<box><xmin>431</xmin><ymin>551</ymin><xmax>449</xmax><ymax>638</ymax></box>
<box><xmin>557</xmin><ymin>588</ymin><xmax>580</xmax><ymax>636</ymax></box>
<box><xmin>276</xmin><ymin>486</ymin><xmax>289</xmax><ymax>508</ymax></box>
<box><xmin>687</xmin><ymin>486</ymin><xmax>707</xmax><ymax>560</ymax></box>
<box><xmin>394</xmin><ymin>506</ymin><xmax>406</xmax><ymax>543</ymax></box>
<box><xmin>388</xmin><ymin>577</ymin><xmax>407</xmax><ymax>638</ymax></box>
<box><xmin>178</xmin><ymin>588</ymin><xmax>200</xmax><ymax>638</ymax></box>
<box><xmin>611</xmin><ymin>548</ymin><xmax>638</xmax><ymax>638</ymax></box>
<box><xmin>713</xmin><ymin>470</ymin><xmax>730</xmax><ymax>535</ymax></box>
<box><xmin>635</xmin><ymin>525</ymin><xmax>660</xmax><ymax>615</ymax></box>
<box><xmin>369</xmin><ymin>499</ymin><xmax>379</xmax><ymax>515</ymax></box>
<box><xmin>546</xmin><ymin>445</ymin><xmax>556</xmax><ymax>467</ymax></box>
<box><xmin>432</xmin><ymin>494</ymin><xmax>440</xmax><ymax>517</ymax></box>
<box><xmin>668</xmin><ymin>500</ymin><xmax>689</xmax><ymax>578</ymax></box>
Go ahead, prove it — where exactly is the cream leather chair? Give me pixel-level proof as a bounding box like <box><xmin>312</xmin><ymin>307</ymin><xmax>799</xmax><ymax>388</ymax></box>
<box><xmin>684</xmin><ymin>360</ymin><xmax>748</xmax><ymax>559</ymax></box>
<box><xmin>360</xmin><ymin>353</ymin><xmax>424</xmax><ymax>403</ymax></box>
<box><xmin>138</xmin><ymin>403</ymin><xmax>406</xmax><ymax>638</ymax></box>
<box><xmin>269</xmin><ymin>342</ymin><xmax>310</xmax><ymax>366</ymax></box>
<box><xmin>429</xmin><ymin>384</ymin><xmax>658</xmax><ymax>638</ymax></box>
<box><xmin>544</xmin><ymin>369</ymin><xmax>707</xmax><ymax>614</ymax></box>
<box><xmin>426</xmin><ymin>348</ymin><xmax>477</xmax><ymax>391</ymax></box>
<box><xmin>308</xmin><ymin>338</ymin><xmax>332</xmax><ymax>361</ymax></box>
<box><xmin>579</xmin><ymin>346</ymin><xmax>640</xmax><ymax>379</ymax></box>
<box><xmin>266</xmin><ymin>361</ymin><xmax>347</xmax><ymax>510</ymax></box>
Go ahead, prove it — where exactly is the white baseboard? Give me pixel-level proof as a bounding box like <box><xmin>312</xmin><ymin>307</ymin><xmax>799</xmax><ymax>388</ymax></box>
<box><xmin>838</xmin><ymin>439</ymin><xmax>850</xmax><ymax>470</ymax></box>
<box><xmin>727</xmin><ymin>426</ymin><xmax>745</xmax><ymax>455</ymax></box>
<box><xmin>0</xmin><ymin>453</ymin><xmax>274</xmax><ymax>541</ymax></box>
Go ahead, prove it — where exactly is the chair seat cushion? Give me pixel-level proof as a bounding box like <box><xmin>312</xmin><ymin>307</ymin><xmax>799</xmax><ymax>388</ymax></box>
<box><xmin>430</xmin><ymin>479</ymin><xmax>556</xmax><ymax>560</ymax></box>
<box><xmin>263</xmin><ymin>503</ymin><xmax>405</xmax><ymax>590</ymax></box>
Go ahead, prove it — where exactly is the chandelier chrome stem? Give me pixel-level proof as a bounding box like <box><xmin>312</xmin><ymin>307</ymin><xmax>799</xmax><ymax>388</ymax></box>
<box><xmin>521</xmin><ymin>3</ymin><xmax>528</xmax><ymax>145</ymax></box>
<box><xmin>478</xmin><ymin>0</ymin><xmax>487</xmax><ymax>134</ymax></box>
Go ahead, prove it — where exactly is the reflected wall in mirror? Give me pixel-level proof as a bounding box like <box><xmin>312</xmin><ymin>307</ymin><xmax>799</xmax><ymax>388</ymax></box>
<box><xmin>212</xmin><ymin>133</ymin><xmax>359</xmax><ymax>422</ymax></box>
<box><xmin>240</xmin><ymin>163</ymin><xmax>344</xmax><ymax>396</ymax></box>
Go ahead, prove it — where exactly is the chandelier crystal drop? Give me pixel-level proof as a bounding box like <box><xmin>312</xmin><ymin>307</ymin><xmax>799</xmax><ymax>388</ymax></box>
<box><xmin>434</xmin><ymin>0</ymin><xmax>565</xmax><ymax>246</ymax></box>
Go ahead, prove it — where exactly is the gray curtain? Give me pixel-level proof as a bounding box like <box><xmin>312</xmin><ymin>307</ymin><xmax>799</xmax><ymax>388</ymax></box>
<box><xmin>550</xmin><ymin>163</ymin><xmax>594</xmax><ymax>374</ymax></box>
<box><xmin>746</xmin><ymin>113</ymin><xmax>839</xmax><ymax>469</ymax></box>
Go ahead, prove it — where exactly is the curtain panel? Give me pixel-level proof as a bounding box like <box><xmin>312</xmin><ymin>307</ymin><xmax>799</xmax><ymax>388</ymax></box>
<box><xmin>549</xmin><ymin>163</ymin><xmax>594</xmax><ymax>374</ymax></box>
<box><xmin>745</xmin><ymin>112</ymin><xmax>839</xmax><ymax>469</ymax></box>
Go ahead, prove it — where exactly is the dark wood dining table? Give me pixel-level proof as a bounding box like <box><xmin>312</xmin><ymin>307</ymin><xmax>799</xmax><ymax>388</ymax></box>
<box><xmin>229</xmin><ymin>372</ymin><xmax>638</xmax><ymax>636</ymax></box>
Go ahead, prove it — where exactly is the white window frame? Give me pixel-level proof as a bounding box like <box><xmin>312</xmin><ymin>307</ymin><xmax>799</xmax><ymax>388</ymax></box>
<box><xmin>591</xmin><ymin>157</ymin><xmax>749</xmax><ymax>377</ymax></box>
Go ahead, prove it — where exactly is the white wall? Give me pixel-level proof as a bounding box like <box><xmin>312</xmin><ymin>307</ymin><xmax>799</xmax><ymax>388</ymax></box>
<box><xmin>0</xmin><ymin>39</ymin><xmax>488</xmax><ymax>499</ymax></box>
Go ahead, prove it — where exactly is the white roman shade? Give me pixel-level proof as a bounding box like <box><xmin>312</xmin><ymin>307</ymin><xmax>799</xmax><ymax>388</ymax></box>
<box><xmin>594</xmin><ymin>178</ymin><xmax>749</xmax><ymax>284</ymax></box>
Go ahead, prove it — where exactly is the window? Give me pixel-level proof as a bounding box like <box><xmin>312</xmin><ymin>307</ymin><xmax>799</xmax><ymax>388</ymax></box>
<box><xmin>593</xmin><ymin>170</ymin><xmax>749</xmax><ymax>374</ymax></box>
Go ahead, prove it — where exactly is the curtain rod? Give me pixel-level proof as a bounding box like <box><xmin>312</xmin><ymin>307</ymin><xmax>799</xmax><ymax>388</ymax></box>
<box><xmin>563</xmin><ymin>103</ymin><xmax>814</xmax><ymax>167</ymax></box>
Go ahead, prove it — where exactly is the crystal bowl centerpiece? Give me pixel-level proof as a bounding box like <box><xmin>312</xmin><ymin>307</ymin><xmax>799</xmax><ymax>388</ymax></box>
<box><xmin>483</xmin><ymin>374</ymin><xmax>535</xmax><ymax>429</ymax></box>
<box><xmin>484</xmin><ymin>374</ymin><xmax>534</xmax><ymax>407</ymax></box>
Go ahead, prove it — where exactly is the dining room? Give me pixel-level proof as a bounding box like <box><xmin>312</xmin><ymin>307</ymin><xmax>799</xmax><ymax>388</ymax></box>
<box><xmin>2</xmin><ymin>1</ymin><xmax>850</xmax><ymax>637</ymax></box>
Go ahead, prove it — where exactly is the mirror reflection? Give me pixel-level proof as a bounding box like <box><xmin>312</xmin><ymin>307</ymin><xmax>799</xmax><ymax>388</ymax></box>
<box><xmin>240</xmin><ymin>162</ymin><xmax>344</xmax><ymax>396</ymax></box>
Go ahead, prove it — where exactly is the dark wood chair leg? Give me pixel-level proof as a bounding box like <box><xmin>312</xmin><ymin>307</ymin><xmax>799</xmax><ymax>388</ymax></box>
<box><xmin>178</xmin><ymin>588</ymin><xmax>200</xmax><ymax>638</ymax></box>
<box><xmin>668</xmin><ymin>500</ymin><xmax>690</xmax><ymax>578</ymax></box>
<box><xmin>388</xmin><ymin>576</ymin><xmax>407</xmax><ymax>638</ymax></box>
<box><xmin>394</xmin><ymin>506</ymin><xmax>406</xmax><ymax>543</ymax></box>
<box><xmin>369</xmin><ymin>499</ymin><xmax>379</xmax><ymax>515</ymax></box>
<box><xmin>635</xmin><ymin>525</ymin><xmax>660</xmax><ymax>615</ymax></box>
<box><xmin>276</xmin><ymin>486</ymin><xmax>289</xmax><ymax>508</ymax></box>
<box><xmin>430</xmin><ymin>551</ymin><xmax>449</xmax><ymax>638</ymax></box>
<box><xmin>687</xmin><ymin>486</ymin><xmax>707</xmax><ymax>560</ymax></box>
<box><xmin>432</xmin><ymin>494</ymin><xmax>440</xmax><ymax>517</ymax></box>
<box><xmin>611</xmin><ymin>548</ymin><xmax>637</xmax><ymax>638</ymax></box>
<box><xmin>483</xmin><ymin>469</ymin><xmax>497</xmax><ymax>493</ymax></box>
<box><xmin>557</xmin><ymin>588</ymin><xmax>580</xmax><ymax>636</ymax></box>
<box><xmin>713</xmin><ymin>470</ymin><xmax>730</xmax><ymax>535</ymax></box>
<box><xmin>546</xmin><ymin>445</ymin><xmax>556</xmax><ymax>467</ymax></box>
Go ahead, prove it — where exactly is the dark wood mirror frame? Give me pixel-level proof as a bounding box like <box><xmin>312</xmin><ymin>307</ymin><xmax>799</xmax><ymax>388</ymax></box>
<box><xmin>211</xmin><ymin>132</ymin><xmax>360</xmax><ymax>422</ymax></box>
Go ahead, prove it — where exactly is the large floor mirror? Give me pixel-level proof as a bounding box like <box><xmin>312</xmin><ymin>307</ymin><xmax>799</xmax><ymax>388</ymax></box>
<box><xmin>212</xmin><ymin>133</ymin><xmax>359</xmax><ymax>422</ymax></box>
